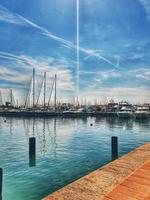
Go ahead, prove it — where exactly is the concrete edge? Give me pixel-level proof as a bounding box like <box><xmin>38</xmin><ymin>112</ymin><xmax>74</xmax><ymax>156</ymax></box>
<box><xmin>42</xmin><ymin>143</ymin><xmax>150</xmax><ymax>200</ymax></box>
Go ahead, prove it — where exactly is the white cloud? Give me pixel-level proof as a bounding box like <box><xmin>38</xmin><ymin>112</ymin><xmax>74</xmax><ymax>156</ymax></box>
<box><xmin>136</xmin><ymin>70</ymin><xmax>150</xmax><ymax>80</ymax></box>
<box><xmin>0</xmin><ymin>53</ymin><xmax>76</xmax><ymax>105</ymax></box>
<box><xmin>123</xmin><ymin>43</ymin><xmax>132</xmax><ymax>48</ymax></box>
<box><xmin>94</xmin><ymin>70</ymin><xmax>121</xmax><ymax>83</ymax></box>
<box><xmin>128</xmin><ymin>53</ymin><xmax>145</xmax><ymax>60</ymax></box>
<box><xmin>0</xmin><ymin>5</ymin><xmax>31</xmax><ymax>26</ymax></box>
<box><xmin>0</xmin><ymin>5</ymin><xmax>73</xmax><ymax>47</ymax></box>
<box><xmin>126</xmin><ymin>68</ymin><xmax>150</xmax><ymax>81</ymax></box>
<box><xmin>0</xmin><ymin>56</ymin><xmax>149</xmax><ymax>104</ymax></box>
<box><xmin>79</xmin><ymin>87</ymin><xmax>150</xmax><ymax>103</ymax></box>
<box><xmin>0</xmin><ymin>5</ymin><xmax>118</xmax><ymax>68</ymax></box>
<box><xmin>0</xmin><ymin>54</ymin><xmax>75</xmax><ymax>91</ymax></box>
<box><xmin>139</xmin><ymin>0</ymin><xmax>150</xmax><ymax>21</ymax></box>
<box><xmin>0</xmin><ymin>65</ymin><xmax>31</xmax><ymax>85</ymax></box>
<box><xmin>99</xmin><ymin>70</ymin><xmax>121</xmax><ymax>80</ymax></box>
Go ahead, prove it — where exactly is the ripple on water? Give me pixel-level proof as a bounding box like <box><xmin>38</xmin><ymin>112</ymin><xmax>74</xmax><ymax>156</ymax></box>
<box><xmin>0</xmin><ymin>117</ymin><xmax>150</xmax><ymax>200</ymax></box>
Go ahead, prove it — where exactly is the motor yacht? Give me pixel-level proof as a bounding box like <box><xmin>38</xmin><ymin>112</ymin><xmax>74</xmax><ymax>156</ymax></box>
<box><xmin>117</xmin><ymin>102</ymin><xmax>134</xmax><ymax>118</ymax></box>
<box><xmin>135</xmin><ymin>106</ymin><xmax>149</xmax><ymax>119</ymax></box>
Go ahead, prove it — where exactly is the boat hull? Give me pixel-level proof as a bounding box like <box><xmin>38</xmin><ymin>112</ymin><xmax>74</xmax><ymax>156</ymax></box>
<box><xmin>135</xmin><ymin>112</ymin><xmax>149</xmax><ymax>119</ymax></box>
<box><xmin>117</xmin><ymin>112</ymin><xmax>134</xmax><ymax>118</ymax></box>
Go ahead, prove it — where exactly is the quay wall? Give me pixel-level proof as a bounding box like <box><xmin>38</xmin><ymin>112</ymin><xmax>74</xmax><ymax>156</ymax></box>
<box><xmin>43</xmin><ymin>143</ymin><xmax>150</xmax><ymax>200</ymax></box>
<box><xmin>0</xmin><ymin>111</ymin><xmax>117</xmax><ymax>118</ymax></box>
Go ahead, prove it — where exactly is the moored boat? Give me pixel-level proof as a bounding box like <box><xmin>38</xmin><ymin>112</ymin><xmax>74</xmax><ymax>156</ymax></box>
<box><xmin>117</xmin><ymin>107</ymin><xmax>134</xmax><ymax>118</ymax></box>
<box><xmin>135</xmin><ymin>106</ymin><xmax>149</xmax><ymax>119</ymax></box>
<box><xmin>117</xmin><ymin>101</ymin><xmax>134</xmax><ymax>118</ymax></box>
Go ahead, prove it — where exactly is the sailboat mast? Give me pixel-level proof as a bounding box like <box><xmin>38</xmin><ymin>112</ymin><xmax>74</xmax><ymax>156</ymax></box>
<box><xmin>54</xmin><ymin>74</ymin><xmax>57</xmax><ymax>112</ymax></box>
<box><xmin>33</xmin><ymin>68</ymin><xmax>35</xmax><ymax>108</ymax></box>
<box><xmin>48</xmin><ymin>78</ymin><xmax>55</xmax><ymax>108</ymax></box>
<box><xmin>0</xmin><ymin>90</ymin><xmax>3</xmax><ymax>106</ymax></box>
<box><xmin>44</xmin><ymin>72</ymin><xmax>46</xmax><ymax>110</ymax></box>
<box><xmin>36</xmin><ymin>76</ymin><xmax>44</xmax><ymax>106</ymax></box>
<box><xmin>24</xmin><ymin>77</ymin><xmax>32</xmax><ymax>108</ymax></box>
<box><xmin>10</xmin><ymin>89</ymin><xmax>13</xmax><ymax>106</ymax></box>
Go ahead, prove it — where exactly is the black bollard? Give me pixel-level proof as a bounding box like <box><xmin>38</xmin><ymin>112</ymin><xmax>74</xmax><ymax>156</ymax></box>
<box><xmin>111</xmin><ymin>136</ymin><xmax>118</xmax><ymax>160</ymax></box>
<box><xmin>29</xmin><ymin>137</ymin><xmax>36</xmax><ymax>167</ymax></box>
<box><xmin>0</xmin><ymin>168</ymin><xmax>2</xmax><ymax>200</ymax></box>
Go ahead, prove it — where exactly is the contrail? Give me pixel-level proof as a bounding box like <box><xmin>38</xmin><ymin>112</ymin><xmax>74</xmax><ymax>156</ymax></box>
<box><xmin>82</xmin><ymin>48</ymin><xmax>118</xmax><ymax>68</ymax></box>
<box><xmin>0</xmin><ymin>51</ymin><xmax>33</xmax><ymax>67</ymax></box>
<box><xmin>76</xmin><ymin>0</ymin><xmax>80</xmax><ymax>97</ymax></box>
<box><xmin>0</xmin><ymin>4</ymin><xmax>120</xmax><ymax>99</ymax></box>
<box><xmin>0</xmin><ymin>4</ymin><xmax>118</xmax><ymax>68</ymax></box>
<box><xmin>116</xmin><ymin>56</ymin><xmax>120</xmax><ymax>68</ymax></box>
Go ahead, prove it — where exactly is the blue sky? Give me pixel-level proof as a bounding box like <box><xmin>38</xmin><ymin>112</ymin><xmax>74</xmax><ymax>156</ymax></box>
<box><xmin>0</xmin><ymin>0</ymin><xmax>150</xmax><ymax>104</ymax></box>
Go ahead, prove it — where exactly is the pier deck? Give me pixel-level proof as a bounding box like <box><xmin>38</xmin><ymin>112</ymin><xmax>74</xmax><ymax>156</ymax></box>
<box><xmin>43</xmin><ymin>143</ymin><xmax>150</xmax><ymax>200</ymax></box>
<box><xmin>102</xmin><ymin>161</ymin><xmax>150</xmax><ymax>200</ymax></box>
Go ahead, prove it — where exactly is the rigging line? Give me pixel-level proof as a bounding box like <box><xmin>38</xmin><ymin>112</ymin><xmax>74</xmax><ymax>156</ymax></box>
<box><xmin>48</xmin><ymin>77</ymin><xmax>55</xmax><ymax>107</ymax></box>
<box><xmin>24</xmin><ymin>77</ymin><xmax>32</xmax><ymax>108</ymax></box>
<box><xmin>36</xmin><ymin>76</ymin><xmax>44</xmax><ymax>106</ymax></box>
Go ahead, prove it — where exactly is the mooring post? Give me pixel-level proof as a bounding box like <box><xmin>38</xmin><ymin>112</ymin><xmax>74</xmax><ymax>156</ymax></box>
<box><xmin>0</xmin><ymin>168</ymin><xmax>3</xmax><ymax>200</ymax></box>
<box><xmin>111</xmin><ymin>136</ymin><xmax>118</xmax><ymax>160</ymax></box>
<box><xmin>29</xmin><ymin>137</ymin><xmax>36</xmax><ymax>167</ymax></box>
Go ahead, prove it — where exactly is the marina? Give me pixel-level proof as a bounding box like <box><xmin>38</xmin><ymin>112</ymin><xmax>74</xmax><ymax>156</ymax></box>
<box><xmin>0</xmin><ymin>41</ymin><xmax>149</xmax><ymax>200</ymax></box>
<box><xmin>43</xmin><ymin>143</ymin><xmax>150</xmax><ymax>200</ymax></box>
<box><xmin>0</xmin><ymin>0</ymin><xmax>150</xmax><ymax>199</ymax></box>
<box><xmin>0</xmin><ymin>116</ymin><xmax>150</xmax><ymax>200</ymax></box>
<box><xmin>0</xmin><ymin>69</ymin><xmax>149</xmax><ymax>119</ymax></box>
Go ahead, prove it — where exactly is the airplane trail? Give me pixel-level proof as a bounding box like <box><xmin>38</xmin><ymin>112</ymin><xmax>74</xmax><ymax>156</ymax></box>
<box><xmin>0</xmin><ymin>5</ymin><xmax>118</xmax><ymax>69</ymax></box>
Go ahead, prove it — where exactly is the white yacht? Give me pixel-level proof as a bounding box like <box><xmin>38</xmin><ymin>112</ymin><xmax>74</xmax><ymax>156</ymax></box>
<box><xmin>117</xmin><ymin>106</ymin><xmax>134</xmax><ymax>118</ymax></box>
<box><xmin>135</xmin><ymin>106</ymin><xmax>149</xmax><ymax>119</ymax></box>
<box><xmin>117</xmin><ymin>102</ymin><xmax>134</xmax><ymax>118</ymax></box>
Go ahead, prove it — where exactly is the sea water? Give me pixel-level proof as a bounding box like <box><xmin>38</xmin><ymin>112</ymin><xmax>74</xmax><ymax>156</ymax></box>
<box><xmin>0</xmin><ymin>117</ymin><xmax>149</xmax><ymax>200</ymax></box>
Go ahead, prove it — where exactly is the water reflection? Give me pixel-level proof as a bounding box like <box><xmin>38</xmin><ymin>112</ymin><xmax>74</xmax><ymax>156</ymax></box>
<box><xmin>29</xmin><ymin>137</ymin><xmax>36</xmax><ymax>167</ymax></box>
<box><xmin>9</xmin><ymin>118</ymin><xmax>13</xmax><ymax>135</ymax></box>
<box><xmin>33</xmin><ymin>118</ymin><xmax>35</xmax><ymax>137</ymax></box>
<box><xmin>23</xmin><ymin>119</ymin><xmax>30</xmax><ymax>142</ymax></box>
<box><xmin>134</xmin><ymin>118</ymin><xmax>150</xmax><ymax>128</ymax></box>
<box><xmin>0</xmin><ymin>167</ymin><xmax>2</xmax><ymax>200</ymax></box>
<box><xmin>7</xmin><ymin>116</ymin><xmax>150</xmax><ymax>158</ymax></box>
<box><xmin>105</xmin><ymin>117</ymin><xmax>150</xmax><ymax>131</ymax></box>
<box><xmin>46</xmin><ymin>118</ymin><xmax>57</xmax><ymax>157</ymax></box>
<box><xmin>42</xmin><ymin>118</ymin><xmax>46</xmax><ymax>155</ymax></box>
<box><xmin>53</xmin><ymin>118</ymin><xmax>57</xmax><ymax>157</ymax></box>
<box><xmin>0</xmin><ymin>116</ymin><xmax>150</xmax><ymax>200</ymax></box>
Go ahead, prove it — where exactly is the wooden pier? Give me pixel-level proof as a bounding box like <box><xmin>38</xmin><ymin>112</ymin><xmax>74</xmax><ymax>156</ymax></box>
<box><xmin>102</xmin><ymin>161</ymin><xmax>150</xmax><ymax>200</ymax></box>
<box><xmin>43</xmin><ymin>143</ymin><xmax>150</xmax><ymax>200</ymax></box>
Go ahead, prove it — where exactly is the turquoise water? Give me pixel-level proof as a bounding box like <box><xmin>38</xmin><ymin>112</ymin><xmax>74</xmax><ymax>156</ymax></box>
<box><xmin>0</xmin><ymin>116</ymin><xmax>150</xmax><ymax>200</ymax></box>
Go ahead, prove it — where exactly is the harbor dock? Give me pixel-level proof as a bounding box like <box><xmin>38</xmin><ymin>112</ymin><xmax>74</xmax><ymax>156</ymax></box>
<box><xmin>0</xmin><ymin>110</ymin><xmax>117</xmax><ymax>118</ymax></box>
<box><xmin>43</xmin><ymin>143</ymin><xmax>150</xmax><ymax>200</ymax></box>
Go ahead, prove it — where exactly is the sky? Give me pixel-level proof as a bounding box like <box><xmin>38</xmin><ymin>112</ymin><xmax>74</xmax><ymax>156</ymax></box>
<box><xmin>0</xmin><ymin>0</ymin><xmax>150</xmax><ymax>104</ymax></box>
